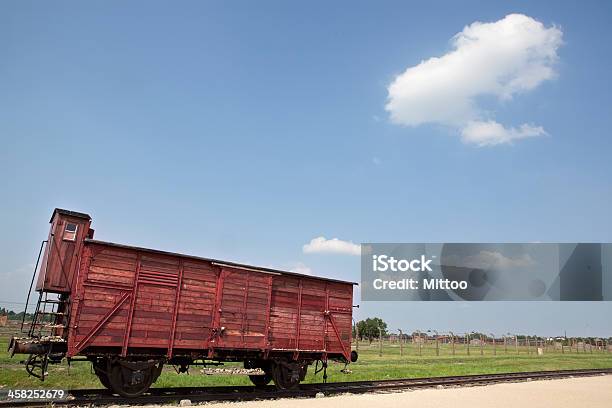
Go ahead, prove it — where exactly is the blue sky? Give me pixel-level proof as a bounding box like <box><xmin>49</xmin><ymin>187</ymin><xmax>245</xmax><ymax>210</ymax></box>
<box><xmin>2</xmin><ymin>1</ymin><xmax>612</xmax><ymax>337</ymax></box>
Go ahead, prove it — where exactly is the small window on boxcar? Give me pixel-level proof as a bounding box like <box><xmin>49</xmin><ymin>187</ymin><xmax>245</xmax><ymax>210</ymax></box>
<box><xmin>63</xmin><ymin>223</ymin><xmax>78</xmax><ymax>241</ymax></box>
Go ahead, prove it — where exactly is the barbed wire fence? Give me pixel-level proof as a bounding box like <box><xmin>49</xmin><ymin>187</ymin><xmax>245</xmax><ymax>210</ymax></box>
<box><xmin>352</xmin><ymin>328</ymin><xmax>612</xmax><ymax>357</ymax></box>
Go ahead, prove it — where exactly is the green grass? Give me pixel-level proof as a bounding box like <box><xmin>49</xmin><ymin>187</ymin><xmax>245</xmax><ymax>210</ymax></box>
<box><xmin>1</xmin><ymin>323</ymin><xmax>611</xmax><ymax>390</ymax></box>
<box><xmin>329</xmin><ymin>342</ymin><xmax>612</xmax><ymax>382</ymax></box>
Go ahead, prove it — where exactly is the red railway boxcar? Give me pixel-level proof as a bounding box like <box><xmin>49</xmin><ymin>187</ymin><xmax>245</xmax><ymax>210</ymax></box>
<box><xmin>10</xmin><ymin>209</ymin><xmax>358</xmax><ymax>397</ymax></box>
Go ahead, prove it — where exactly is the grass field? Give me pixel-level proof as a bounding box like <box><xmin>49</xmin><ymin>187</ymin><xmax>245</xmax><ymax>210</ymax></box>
<box><xmin>1</xmin><ymin>322</ymin><xmax>611</xmax><ymax>390</ymax></box>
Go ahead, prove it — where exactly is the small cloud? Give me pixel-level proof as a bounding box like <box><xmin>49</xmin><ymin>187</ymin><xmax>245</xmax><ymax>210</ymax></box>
<box><xmin>261</xmin><ymin>261</ymin><xmax>313</xmax><ymax>275</ymax></box>
<box><xmin>385</xmin><ymin>14</ymin><xmax>563</xmax><ymax>147</ymax></box>
<box><xmin>287</xmin><ymin>262</ymin><xmax>312</xmax><ymax>275</ymax></box>
<box><xmin>461</xmin><ymin>121</ymin><xmax>547</xmax><ymax>147</ymax></box>
<box><xmin>372</xmin><ymin>157</ymin><xmax>382</xmax><ymax>165</ymax></box>
<box><xmin>303</xmin><ymin>237</ymin><xmax>361</xmax><ymax>256</ymax></box>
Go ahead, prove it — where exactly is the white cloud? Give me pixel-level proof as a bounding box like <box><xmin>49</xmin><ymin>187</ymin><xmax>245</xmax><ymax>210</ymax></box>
<box><xmin>303</xmin><ymin>237</ymin><xmax>361</xmax><ymax>256</ymax></box>
<box><xmin>461</xmin><ymin>121</ymin><xmax>547</xmax><ymax>146</ymax></box>
<box><xmin>260</xmin><ymin>261</ymin><xmax>313</xmax><ymax>275</ymax></box>
<box><xmin>287</xmin><ymin>262</ymin><xmax>312</xmax><ymax>275</ymax></box>
<box><xmin>385</xmin><ymin>14</ymin><xmax>562</xmax><ymax>146</ymax></box>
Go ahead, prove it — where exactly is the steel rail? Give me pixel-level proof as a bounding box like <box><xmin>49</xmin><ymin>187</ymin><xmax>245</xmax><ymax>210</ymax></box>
<box><xmin>2</xmin><ymin>368</ymin><xmax>611</xmax><ymax>407</ymax></box>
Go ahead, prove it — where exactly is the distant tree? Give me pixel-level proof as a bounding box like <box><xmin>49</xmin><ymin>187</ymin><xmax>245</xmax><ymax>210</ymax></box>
<box><xmin>356</xmin><ymin>317</ymin><xmax>387</xmax><ymax>343</ymax></box>
<box><xmin>0</xmin><ymin>307</ymin><xmax>33</xmax><ymax>321</ymax></box>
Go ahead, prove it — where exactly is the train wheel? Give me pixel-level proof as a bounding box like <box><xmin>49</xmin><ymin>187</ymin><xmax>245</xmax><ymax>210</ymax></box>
<box><xmin>92</xmin><ymin>360</ymin><xmax>112</xmax><ymax>390</ymax></box>
<box><xmin>94</xmin><ymin>368</ymin><xmax>113</xmax><ymax>390</ymax></box>
<box><xmin>249</xmin><ymin>373</ymin><xmax>273</xmax><ymax>386</ymax></box>
<box><xmin>108</xmin><ymin>362</ymin><xmax>158</xmax><ymax>398</ymax></box>
<box><xmin>244</xmin><ymin>359</ymin><xmax>272</xmax><ymax>387</ymax></box>
<box><xmin>271</xmin><ymin>361</ymin><xmax>305</xmax><ymax>390</ymax></box>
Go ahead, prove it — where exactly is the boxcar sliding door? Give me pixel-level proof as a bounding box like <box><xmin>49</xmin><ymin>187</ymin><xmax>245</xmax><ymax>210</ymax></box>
<box><xmin>214</xmin><ymin>267</ymin><xmax>272</xmax><ymax>350</ymax></box>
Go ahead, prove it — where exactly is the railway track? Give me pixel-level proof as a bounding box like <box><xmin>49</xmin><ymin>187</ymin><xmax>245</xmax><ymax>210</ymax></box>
<box><xmin>2</xmin><ymin>368</ymin><xmax>611</xmax><ymax>407</ymax></box>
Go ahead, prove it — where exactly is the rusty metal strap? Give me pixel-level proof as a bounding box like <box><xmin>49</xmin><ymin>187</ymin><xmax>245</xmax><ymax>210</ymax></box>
<box><xmin>72</xmin><ymin>291</ymin><xmax>131</xmax><ymax>355</ymax></box>
<box><xmin>325</xmin><ymin>311</ymin><xmax>350</xmax><ymax>361</ymax></box>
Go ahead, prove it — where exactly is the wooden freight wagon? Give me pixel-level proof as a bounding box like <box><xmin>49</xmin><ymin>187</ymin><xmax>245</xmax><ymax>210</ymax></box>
<box><xmin>10</xmin><ymin>209</ymin><xmax>358</xmax><ymax>397</ymax></box>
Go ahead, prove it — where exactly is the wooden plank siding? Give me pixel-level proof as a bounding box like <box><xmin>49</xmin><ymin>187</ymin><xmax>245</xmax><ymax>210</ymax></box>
<box><xmin>67</xmin><ymin>241</ymin><xmax>354</xmax><ymax>361</ymax></box>
<box><xmin>36</xmin><ymin>212</ymin><xmax>92</xmax><ymax>293</ymax></box>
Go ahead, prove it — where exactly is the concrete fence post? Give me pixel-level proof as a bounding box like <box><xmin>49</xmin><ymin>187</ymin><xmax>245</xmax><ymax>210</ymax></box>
<box><xmin>418</xmin><ymin>331</ymin><xmax>422</xmax><ymax>356</ymax></box>
<box><xmin>527</xmin><ymin>337</ymin><xmax>531</xmax><ymax>355</ymax></box>
<box><xmin>515</xmin><ymin>336</ymin><xmax>519</xmax><ymax>355</ymax></box>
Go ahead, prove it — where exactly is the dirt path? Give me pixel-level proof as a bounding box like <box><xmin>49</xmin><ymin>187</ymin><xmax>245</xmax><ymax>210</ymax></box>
<box><xmin>124</xmin><ymin>375</ymin><xmax>612</xmax><ymax>408</ymax></box>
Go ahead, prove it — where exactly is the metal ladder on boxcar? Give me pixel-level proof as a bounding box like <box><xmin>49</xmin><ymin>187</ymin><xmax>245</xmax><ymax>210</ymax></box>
<box><xmin>19</xmin><ymin>240</ymin><xmax>69</xmax><ymax>380</ymax></box>
<box><xmin>23</xmin><ymin>291</ymin><xmax>69</xmax><ymax>380</ymax></box>
<box><xmin>27</xmin><ymin>291</ymin><xmax>68</xmax><ymax>338</ymax></box>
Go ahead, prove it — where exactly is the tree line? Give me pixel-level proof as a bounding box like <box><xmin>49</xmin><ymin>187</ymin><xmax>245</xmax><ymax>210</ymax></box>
<box><xmin>0</xmin><ymin>307</ymin><xmax>33</xmax><ymax>321</ymax></box>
